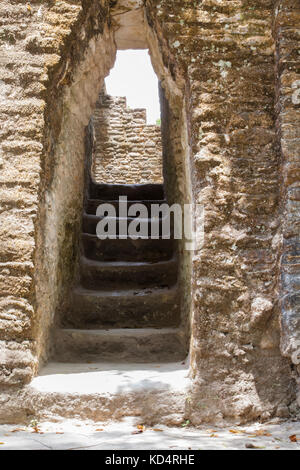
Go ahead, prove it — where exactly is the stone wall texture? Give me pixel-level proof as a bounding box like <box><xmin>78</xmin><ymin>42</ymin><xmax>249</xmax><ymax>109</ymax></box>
<box><xmin>145</xmin><ymin>0</ymin><xmax>299</xmax><ymax>422</ymax></box>
<box><xmin>0</xmin><ymin>0</ymin><xmax>299</xmax><ymax>425</ymax></box>
<box><xmin>91</xmin><ymin>90</ymin><xmax>163</xmax><ymax>184</ymax></box>
<box><xmin>0</xmin><ymin>0</ymin><xmax>116</xmax><ymax>389</ymax></box>
<box><xmin>274</xmin><ymin>0</ymin><xmax>300</xmax><ymax>398</ymax></box>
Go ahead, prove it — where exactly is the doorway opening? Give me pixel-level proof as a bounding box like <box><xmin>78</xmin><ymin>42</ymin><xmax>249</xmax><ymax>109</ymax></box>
<box><xmin>51</xmin><ymin>45</ymin><xmax>193</xmax><ymax>366</ymax></box>
<box><xmin>91</xmin><ymin>50</ymin><xmax>163</xmax><ymax>185</ymax></box>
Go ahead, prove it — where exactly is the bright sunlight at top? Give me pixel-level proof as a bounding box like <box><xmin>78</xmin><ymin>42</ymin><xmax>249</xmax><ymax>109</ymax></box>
<box><xmin>105</xmin><ymin>50</ymin><xmax>160</xmax><ymax>125</ymax></box>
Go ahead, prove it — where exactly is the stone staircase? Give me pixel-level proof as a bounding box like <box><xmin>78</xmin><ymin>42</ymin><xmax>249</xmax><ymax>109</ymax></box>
<box><xmin>54</xmin><ymin>182</ymin><xmax>186</xmax><ymax>364</ymax></box>
<box><xmin>19</xmin><ymin>183</ymin><xmax>189</xmax><ymax>425</ymax></box>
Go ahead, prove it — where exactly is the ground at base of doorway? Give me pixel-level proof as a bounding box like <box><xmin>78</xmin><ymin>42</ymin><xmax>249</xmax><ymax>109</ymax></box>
<box><xmin>0</xmin><ymin>417</ymin><xmax>299</xmax><ymax>450</ymax></box>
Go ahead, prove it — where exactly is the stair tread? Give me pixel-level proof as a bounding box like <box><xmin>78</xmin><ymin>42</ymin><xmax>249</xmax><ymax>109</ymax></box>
<box><xmin>79</xmin><ymin>255</ymin><xmax>178</xmax><ymax>292</ymax></box>
<box><xmin>60</xmin><ymin>327</ymin><xmax>180</xmax><ymax>336</ymax></box>
<box><xmin>73</xmin><ymin>286</ymin><xmax>177</xmax><ymax>297</ymax></box>
<box><xmin>55</xmin><ymin>327</ymin><xmax>186</xmax><ymax>363</ymax></box>
<box><xmin>27</xmin><ymin>361</ymin><xmax>188</xmax><ymax>424</ymax></box>
<box><xmin>85</xmin><ymin>199</ymin><xmax>168</xmax><ymax>215</ymax></box>
<box><xmin>82</xmin><ymin>232</ymin><xmax>172</xmax><ymax>240</ymax></box>
<box><xmin>31</xmin><ymin>361</ymin><xmax>189</xmax><ymax>394</ymax></box>
<box><xmin>57</xmin><ymin>180</ymin><xmax>181</xmax><ymax>367</ymax></box>
<box><xmin>80</xmin><ymin>255</ymin><xmax>177</xmax><ymax>268</ymax></box>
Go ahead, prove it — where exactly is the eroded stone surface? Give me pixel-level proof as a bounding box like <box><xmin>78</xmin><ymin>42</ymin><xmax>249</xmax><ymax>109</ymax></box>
<box><xmin>274</xmin><ymin>1</ymin><xmax>300</xmax><ymax>376</ymax></box>
<box><xmin>1</xmin><ymin>418</ymin><xmax>300</xmax><ymax>450</ymax></box>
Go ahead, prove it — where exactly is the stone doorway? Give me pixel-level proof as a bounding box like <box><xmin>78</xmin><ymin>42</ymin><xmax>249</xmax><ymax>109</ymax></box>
<box><xmin>17</xmin><ymin>0</ymin><xmax>194</xmax><ymax>425</ymax></box>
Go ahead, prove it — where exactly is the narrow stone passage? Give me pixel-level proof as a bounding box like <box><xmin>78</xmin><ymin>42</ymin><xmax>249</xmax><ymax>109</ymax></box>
<box><xmin>55</xmin><ymin>182</ymin><xmax>186</xmax><ymax>364</ymax></box>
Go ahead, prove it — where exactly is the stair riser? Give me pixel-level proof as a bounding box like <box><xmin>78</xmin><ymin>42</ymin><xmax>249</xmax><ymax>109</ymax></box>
<box><xmin>80</xmin><ymin>261</ymin><xmax>178</xmax><ymax>289</ymax></box>
<box><xmin>82</xmin><ymin>236</ymin><xmax>175</xmax><ymax>262</ymax></box>
<box><xmin>89</xmin><ymin>183</ymin><xmax>164</xmax><ymax>200</ymax></box>
<box><xmin>64</xmin><ymin>291</ymin><xmax>180</xmax><ymax>329</ymax></box>
<box><xmin>54</xmin><ymin>330</ymin><xmax>186</xmax><ymax>363</ymax></box>
<box><xmin>86</xmin><ymin>200</ymin><xmax>167</xmax><ymax>216</ymax></box>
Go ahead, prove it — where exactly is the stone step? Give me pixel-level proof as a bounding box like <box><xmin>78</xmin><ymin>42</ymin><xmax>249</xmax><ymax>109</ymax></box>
<box><xmin>85</xmin><ymin>199</ymin><xmax>167</xmax><ymax>215</ymax></box>
<box><xmin>54</xmin><ymin>328</ymin><xmax>186</xmax><ymax>363</ymax></box>
<box><xmin>89</xmin><ymin>182</ymin><xmax>164</xmax><ymax>200</ymax></box>
<box><xmin>63</xmin><ymin>286</ymin><xmax>180</xmax><ymax>329</ymax></box>
<box><xmin>24</xmin><ymin>361</ymin><xmax>189</xmax><ymax>424</ymax></box>
<box><xmin>82</xmin><ymin>233</ymin><xmax>175</xmax><ymax>262</ymax></box>
<box><xmin>82</xmin><ymin>213</ymin><xmax>171</xmax><ymax>237</ymax></box>
<box><xmin>79</xmin><ymin>256</ymin><xmax>178</xmax><ymax>290</ymax></box>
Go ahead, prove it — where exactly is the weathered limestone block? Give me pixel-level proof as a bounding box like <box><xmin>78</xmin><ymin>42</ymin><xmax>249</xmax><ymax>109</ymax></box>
<box><xmin>146</xmin><ymin>0</ymin><xmax>297</xmax><ymax>423</ymax></box>
<box><xmin>0</xmin><ymin>297</ymin><xmax>34</xmax><ymax>341</ymax></box>
<box><xmin>0</xmin><ymin>0</ymin><xmax>115</xmax><ymax>388</ymax></box>
<box><xmin>250</xmin><ymin>296</ymin><xmax>273</xmax><ymax>327</ymax></box>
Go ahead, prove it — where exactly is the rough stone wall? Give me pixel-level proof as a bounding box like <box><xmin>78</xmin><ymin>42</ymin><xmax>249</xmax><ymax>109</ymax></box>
<box><xmin>145</xmin><ymin>0</ymin><xmax>297</xmax><ymax>423</ymax></box>
<box><xmin>91</xmin><ymin>90</ymin><xmax>163</xmax><ymax>184</ymax></box>
<box><xmin>157</xmin><ymin>84</ymin><xmax>193</xmax><ymax>349</ymax></box>
<box><xmin>0</xmin><ymin>0</ymin><xmax>115</xmax><ymax>390</ymax></box>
